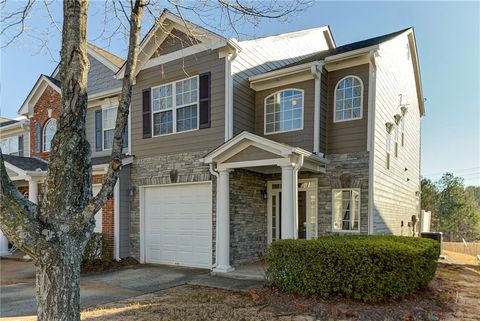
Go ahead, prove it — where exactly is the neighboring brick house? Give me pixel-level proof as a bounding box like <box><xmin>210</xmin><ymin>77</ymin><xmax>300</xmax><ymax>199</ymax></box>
<box><xmin>3</xmin><ymin>44</ymin><xmax>132</xmax><ymax>259</ymax></box>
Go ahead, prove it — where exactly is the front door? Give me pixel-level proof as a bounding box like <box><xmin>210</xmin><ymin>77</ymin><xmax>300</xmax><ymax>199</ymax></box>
<box><xmin>267</xmin><ymin>179</ymin><xmax>317</xmax><ymax>243</ymax></box>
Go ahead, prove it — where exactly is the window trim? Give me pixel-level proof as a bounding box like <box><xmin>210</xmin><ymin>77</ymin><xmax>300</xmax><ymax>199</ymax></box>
<box><xmin>263</xmin><ymin>88</ymin><xmax>305</xmax><ymax>135</ymax></box>
<box><xmin>151</xmin><ymin>75</ymin><xmax>200</xmax><ymax>137</ymax></box>
<box><xmin>331</xmin><ymin>188</ymin><xmax>361</xmax><ymax>233</ymax></box>
<box><xmin>0</xmin><ymin>135</ymin><xmax>19</xmax><ymax>155</ymax></box>
<box><xmin>101</xmin><ymin>106</ymin><xmax>117</xmax><ymax>151</ymax></box>
<box><xmin>333</xmin><ymin>75</ymin><xmax>364</xmax><ymax>123</ymax></box>
<box><xmin>43</xmin><ymin>118</ymin><xmax>57</xmax><ymax>152</ymax></box>
<box><xmin>386</xmin><ymin>130</ymin><xmax>392</xmax><ymax>169</ymax></box>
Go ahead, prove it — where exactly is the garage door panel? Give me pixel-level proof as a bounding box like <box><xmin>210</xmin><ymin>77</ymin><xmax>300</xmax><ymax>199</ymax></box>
<box><xmin>144</xmin><ymin>183</ymin><xmax>212</xmax><ymax>268</ymax></box>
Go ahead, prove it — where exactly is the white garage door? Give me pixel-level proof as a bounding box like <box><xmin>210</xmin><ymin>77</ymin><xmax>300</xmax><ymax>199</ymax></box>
<box><xmin>144</xmin><ymin>183</ymin><xmax>212</xmax><ymax>268</ymax></box>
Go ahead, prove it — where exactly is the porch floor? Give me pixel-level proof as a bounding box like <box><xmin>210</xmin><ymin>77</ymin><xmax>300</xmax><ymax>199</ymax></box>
<box><xmin>211</xmin><ymin>261</ymin><xmax>266</xmax><ymax>281</ymax></box>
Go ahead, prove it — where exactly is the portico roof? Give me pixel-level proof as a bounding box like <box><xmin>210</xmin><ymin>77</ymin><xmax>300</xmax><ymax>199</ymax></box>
<box><xmin>202</xmin><ymin>131</ymin><xmax>328</xmax><ymax>173</ymax></box>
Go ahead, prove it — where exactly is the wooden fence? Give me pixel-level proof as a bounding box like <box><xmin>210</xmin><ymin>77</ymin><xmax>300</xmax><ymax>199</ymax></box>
<box><xmin>443</xmin><ymin>242</ymin><xmax>480</xmax><ymax>256</ymax></box>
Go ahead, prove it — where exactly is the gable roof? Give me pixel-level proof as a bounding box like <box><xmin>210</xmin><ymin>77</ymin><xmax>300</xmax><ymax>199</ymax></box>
<box><xmin>3</xmin><ymin>155</ymin><xmax>48</xmax><ymax>172</ymax></box>
<box><xmin>115</xmin><ymin>9</ymin><xmax>239</xmax><ymax>79</ymax></box>
<box><xmin>87</xmin><ymin>43</ymin><xmax>125</xmax><ymax>71</ymax></box>
<box><xmin>18</xmin><ymin>74</ymin><xmax>61</xmax><ymax>116</ymax></box>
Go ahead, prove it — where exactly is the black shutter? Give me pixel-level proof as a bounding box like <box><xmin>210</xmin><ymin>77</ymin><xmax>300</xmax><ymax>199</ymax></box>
<box><xmin>199</xmin><ymin>72</ymin><xmax>211</xmax><ymax>129</ymax></box>
<box><xmin>142</xmin><ymin>89</ymin><xmax>152</xmax><ymax>138</ymax></box>
<box><xmin>18</xmin><ymin>135</ymin><xmax>24</xmax><ymax>156</ymax></box>
<box><xmin>121</xmin><ymin>125</ymin><xmax>128</xmax><ymax>148</ymax></box>
<box><xmin>95</xmin><ymin>110</ymin><xmax>102</xmax><ymax>151</ymax></box>
<box><xmin>35</xmin><ymin>123</ymin><xmax>41</xmax><ymax>152</ymax></box>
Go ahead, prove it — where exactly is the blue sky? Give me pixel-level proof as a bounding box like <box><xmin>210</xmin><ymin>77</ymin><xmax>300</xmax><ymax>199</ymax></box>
<box><xmin>1</xmin><ymin>1</ymin><xmax>479</xmax><ymax>186</ymax></box>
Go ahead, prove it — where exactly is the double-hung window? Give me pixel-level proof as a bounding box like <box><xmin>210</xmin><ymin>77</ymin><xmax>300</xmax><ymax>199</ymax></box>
<box><xmin>386</xmin><ymin>130</ymin><xmax>392</xmax><ymax>169</ymax></box>
<box><xmin>332</xmin><ymin>188</ymin><xmax>360</xmax><ymax>232</ymax></box>
<box><xmin>0</xmin><ymin>136</ymin><xmax>19</xmax><ymax>155</ymax></box>
<box><xmin>393</xmin><ymin>125</ymin><xmax>399</xmax><ymax>157</ymax></box>
<box><xmin>102</xmin><ymin>107</ymin><xmax>117</xmax><ymax>150</ymax></box>
<box><xmin>400</xmin><ymin>117</ymin><xmax>405</xmax><ymax>146</ymax></box>
<box><xmin>264</xmin><ymin>89</ymin><xmax>303</xmax><ymax>134</ymax></box>
<box><xmin>152</xmin><ymin>76</ymin><xmax>198</xmax><ymax>136</ymax></box>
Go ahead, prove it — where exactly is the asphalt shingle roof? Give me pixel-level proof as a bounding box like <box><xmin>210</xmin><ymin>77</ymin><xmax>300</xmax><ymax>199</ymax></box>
<box><xmin>3</xmin><ymin>155</ymin><xmax>48</xmax><ymax>172</ymax></box>
<box><xmin>0</xmin><ymin>119</ymin><xmax>19</xmax><ymax>128</ymax></box>
<box><xmin>276</xmin><ymin>28</ymin><xmax>411</xmax><ymax>70</ymax></box>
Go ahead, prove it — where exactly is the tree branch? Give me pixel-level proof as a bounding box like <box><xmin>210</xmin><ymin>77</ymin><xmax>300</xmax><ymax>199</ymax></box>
<box><xmin>82</xmin><ymin>0</ymin><xmax>145</xmax><ymax>222</ymax></box>
<box><xmin>0</xmin><ymin>152</ymin><xmax>42</xmax><ymax>259</ymax></box>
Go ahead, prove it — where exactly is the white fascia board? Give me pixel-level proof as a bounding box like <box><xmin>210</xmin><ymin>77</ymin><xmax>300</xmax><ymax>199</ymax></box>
<box><xmin>88</xmin><ymin>88</ymin><xmax>122</xmax><ymax>101</ymax></box>
<box><xmin>249</xmin><ymin>61</ymin><xmax>318</xmax><ymax>83</ymax></box>
<box><xmin>18</xmin><ymin>75</ymin><xmax>61</xmax><ymax>116</ymax></box>
<box><xmin>87</xmin><ymin>47</ymin><xmax>120</xmax><ymax>73</ymax></box>
<box><xmin>4</xmin><ymin>162</ymin><xmax>27</xmax><ymax>177</ymax></box>
<box><xmin>324</xmin><ymin>45</ymin><xmax>380</xmax><ymax>63</ymax></box>
<box><xmin>0</xmin><ymin>121</ymin><xmax>25</xmax><ymax>132</ymax></box>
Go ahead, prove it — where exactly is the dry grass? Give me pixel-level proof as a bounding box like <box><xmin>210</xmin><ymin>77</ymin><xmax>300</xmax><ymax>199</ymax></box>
<box><xmin>443</xmin><ymin>250</ymin><xmax>480</xmax><ymax>266</ymax></box>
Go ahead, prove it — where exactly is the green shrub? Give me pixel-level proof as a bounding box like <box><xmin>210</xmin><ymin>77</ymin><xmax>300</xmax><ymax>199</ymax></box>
<box><xmin>82</xmin><ymin>232</ymin><xmax>111</xmax><ymax>267</ymax></box>
<box><xmin>265</xmin><ymin>235</ymin><xmax>439</xmax><ymax>302</ymax></box>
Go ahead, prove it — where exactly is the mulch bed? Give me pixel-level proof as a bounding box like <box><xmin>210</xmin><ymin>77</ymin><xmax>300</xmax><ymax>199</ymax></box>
<box><xmin>81</xmin><ymin>257</ymin><xmax>139</xmax><ymax>274</ymax></box>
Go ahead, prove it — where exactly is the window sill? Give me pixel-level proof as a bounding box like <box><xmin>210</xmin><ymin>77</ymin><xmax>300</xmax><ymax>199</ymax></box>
<box><xmin>332</xmin><ymin>229</ymin><xmax>361</xmax><ymax>234</ymax></box>
<box><xmin>152</xmin><ymin>127</ymin><xmax>199</xmax><ymax>138</ymax></box>
<box><xmin>333</xmin><ymin>116</ymin><xmax>363</xmax><ymax>123</ymax></box>
<box><xmin>264</xmin><ymin>127</ymin><xmax>303</xmax><ymax>136</ymax></box>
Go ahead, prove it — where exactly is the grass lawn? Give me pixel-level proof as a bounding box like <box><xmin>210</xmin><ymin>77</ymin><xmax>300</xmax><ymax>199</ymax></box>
<box><xmin>78</xmin><ymin>262</ymin><xmax>479</xmax><ymax>321</ymax></box>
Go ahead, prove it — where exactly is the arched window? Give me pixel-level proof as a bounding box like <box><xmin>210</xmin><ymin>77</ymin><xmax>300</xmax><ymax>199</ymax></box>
<box><xmin>334</xmin><ymin>76</ymin><xmax>363</xmax><ymax>122</ymax></box>
<box><xmin>43</xmin><ymin>118</ymin><xmax>57</xmax><ymax>152</ymax></box>
<box><xmin>265</xmin><ymin>89</ymin><xmax>303</xmax><ymax>134</ymax></box>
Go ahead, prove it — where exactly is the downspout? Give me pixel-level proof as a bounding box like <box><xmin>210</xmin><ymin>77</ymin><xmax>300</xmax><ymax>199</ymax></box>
<box><xmin>311</xmin><ymin>62</ymin><xmax>324</xmax><ymax>154</ymax></box>
<box><xmin>367</xmin><ymin>51</ymin><xmax>378</xmax><ymax>235</ymax></box>
<box><xmin>293</xmin><ymin>154</ymin><xmax>304</xmax><ymax>239</ymax></box>
<box><xmin>209</xmin><ymin>163</ymin><xmax>220</xmax><ymax>268</ymax></box>
<box><xmin>224</xmin><ymin>51</ymin><xmax>237</xmax><ymax>141</ymax></box>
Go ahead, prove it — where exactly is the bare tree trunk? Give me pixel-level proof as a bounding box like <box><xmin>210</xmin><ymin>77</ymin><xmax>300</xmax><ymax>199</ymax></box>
<box><xmin>35</xmin><ymin>243</ymin><xmax>83</xmax><ymax>321</ymax></box>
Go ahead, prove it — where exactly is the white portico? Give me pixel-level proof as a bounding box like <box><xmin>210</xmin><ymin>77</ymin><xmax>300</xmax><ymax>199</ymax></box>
<box><xmin>203</xmin><ymin>132</ymin><xmax>328</xmax><ymax>272</ymax></box>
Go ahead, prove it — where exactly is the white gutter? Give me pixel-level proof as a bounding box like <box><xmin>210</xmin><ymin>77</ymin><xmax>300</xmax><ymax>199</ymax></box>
<box><xmin>325</xmin><ymin>45</ymin><xmax>379</xmax><ymax>63</ymax></box>
<box><xmin>249</xmin><ymin>61</ymin><xmax>319</xmax><ymax>84</ymax></box>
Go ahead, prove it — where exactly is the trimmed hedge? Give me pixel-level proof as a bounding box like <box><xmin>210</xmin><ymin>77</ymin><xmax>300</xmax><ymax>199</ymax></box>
<box><xmin>265</xmin><ymin>236</ymin><xmax>439</xmax><ymax>302</ymax></box>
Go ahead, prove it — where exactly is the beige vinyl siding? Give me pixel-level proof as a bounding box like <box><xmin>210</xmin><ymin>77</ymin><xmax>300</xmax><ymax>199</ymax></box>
<box><xmin>151</xmin><ymin>29</ymin><xmax>197</xmax><ymax>58</ymax></box>
<box><xmin>326</xmin><ymin>64</ymin><xmax>369</xmax><ymax>155</ymax></box>
<box><xmin>372</xmin><ymin>33</ymin><xmax>421</xmax><ymax>235</ymax></box>
<box><xmin>225</xmin><ymin>145</ymin><xmax>279</xmax><ymax>163</ymax></box>
<box><xmin>131</xmin><ymin>49</ymin><xmax>226</xmax><ymax>157</ymax></box>
<box><xmin>254</xmin><ymin>80</ymin><xmax>315</xmax><ymax>151</ymax></box>
<box><xmin>232</xmin><ymin>29</ymin><xmax>331</xmax><ymax>135</ymax></box>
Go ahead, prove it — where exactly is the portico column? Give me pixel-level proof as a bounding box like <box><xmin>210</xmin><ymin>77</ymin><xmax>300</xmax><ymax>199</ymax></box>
<box><xmin>281</xmin><ymin>165</ymin><xmax>298</xmax><ymax>239</ymax></box>
<box><xmin>28</xmin><ymin>180</ymin><xmax>39</xmax><ymax>204</ymax></box>
<box><xmin>0</xmin><ymin>230</ymin><xmax>10</xmax><ymax>256</ymax></box>
<box><xmin>214</xmin><ymin>168</ymin><xmax>234</xmax><ymax>272</ymax></box>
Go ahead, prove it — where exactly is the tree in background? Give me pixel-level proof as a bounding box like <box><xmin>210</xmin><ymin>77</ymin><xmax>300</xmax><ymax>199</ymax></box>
<box><xmin>422</xmin><ymin>173</ymin><xmax>480</xmax><ymax>241</ymax></box>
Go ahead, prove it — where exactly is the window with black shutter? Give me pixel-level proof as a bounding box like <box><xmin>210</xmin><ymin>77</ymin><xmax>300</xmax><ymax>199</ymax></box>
<box><xmin>199</xmin><ymin>72</ymin><xmax>211</xmax><ymax>129</ymax></box>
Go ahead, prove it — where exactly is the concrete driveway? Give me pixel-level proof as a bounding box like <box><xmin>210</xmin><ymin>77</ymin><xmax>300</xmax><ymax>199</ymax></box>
<box><xmin>0</xmin><ymin>259</ymin><xmax>260</xmax><ymax>319</ymax></box>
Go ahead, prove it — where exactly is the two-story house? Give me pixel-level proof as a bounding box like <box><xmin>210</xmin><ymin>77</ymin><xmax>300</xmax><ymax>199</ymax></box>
<box><xmin>3</xmin><ymin>44</ymin><xmax>133</xmax><ymax>259</ymax></box>
<box><xmin>116</xmin><ymin>10</ymin><xmax>424</xmax><ymax>272</ymax></box>
<box><xmin>2</xmin><ymin>10</ymin><xmax>424</xmax><ymax>275</ymax></box>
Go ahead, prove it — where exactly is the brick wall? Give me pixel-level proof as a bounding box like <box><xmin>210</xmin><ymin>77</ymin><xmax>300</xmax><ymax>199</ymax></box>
<box><xmin>93</xmin><ymin>174</ymin><xmax>114</xmax><ymax>258</ymax></box>
<box><xmin>30</xmin><ymin>86</ymin><xmax>61</xmax><ymax>160</ymax></box>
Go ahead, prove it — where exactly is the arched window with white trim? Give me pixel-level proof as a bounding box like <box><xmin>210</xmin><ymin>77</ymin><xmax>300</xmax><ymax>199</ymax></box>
<box><xmin>334</xmin><ymin>76</ymin><xmax>363</xmax><ymax>122</ymax></box>
<box><xmin>264</xmin><ymin>89</ymin><xmax>304</xmax><ymax>134</ymax></box>
<box><xmin>43</xmin><ymin>118</ymin><xmax>57</xmax><ymax>152</ymax></box>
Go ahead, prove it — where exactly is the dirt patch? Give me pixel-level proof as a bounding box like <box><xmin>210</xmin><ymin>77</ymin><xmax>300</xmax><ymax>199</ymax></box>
<box><xmin>81</xmin><ymin>263</ymin><xmax>480</xmax><ymax>321</ymax></box>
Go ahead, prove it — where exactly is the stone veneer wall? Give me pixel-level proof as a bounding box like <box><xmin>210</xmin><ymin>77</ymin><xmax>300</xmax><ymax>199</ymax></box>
<box><xmin>314</xmin><ymin>151</ymin><xmax>370</xmax><ymax>235</ymax></box>
<box><xmin>229</xmin><ymin>169</ymin><xmax>267</xmax><ymax>266</ymax></box>
<box><xmin>129</xmin><ymin>150</ymin><xmax>214</xmax><ymax>261</ymax></box>
<box><xmin>269</xmin><ymin>151</ymin><xmax>370</xmax><ymax>236</ymax></box>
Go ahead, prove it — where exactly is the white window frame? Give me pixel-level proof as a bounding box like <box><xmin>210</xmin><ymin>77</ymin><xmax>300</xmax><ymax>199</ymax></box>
<box><xmin>43</xmin><ymin>118</ymin><xmax>57</xmax><ymax>152</ymax></box>
<box><xmin>264</xmin><ymin>88</ymin><xmax>304</xmax><ymax>135</ymax></box>
<box><xmin>393</xmin><ymin>124</ymin><xmax>399</xmax><ymax>158</ymax></box>
<box><xmin>400</xmin><ymin>117</ymin><xmax>405</xmax><ymax>147</ymax></box>
<box><xmin>331</xmin><ymin>188</ymin><xmax>361</xmax><ymax>233</ymax></box>
<box><xmin>386</xmin><ymin>130</ymin><xmax>392</xmax><ymax>169</ymax></box>
<box><xmin>151</xmin><ymin>75</ymin><xmax>199</xmax><ymax>137</ymax></box>
<box><xmin>102</xmin><ymin>106</ymin><xmax>117</xmax><ymax>151</ymax></box>
<box><xmin>333</xmin><ymin>75</ymin><xmax>364</xmax><ymax>123</ymax></box>
<box><xmin>0</xmin><ymin>136</ymin><xmax>19</xmax><ymax>155</ymax></box>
